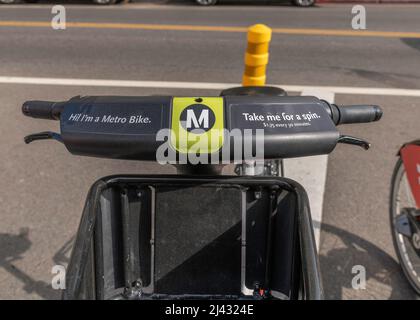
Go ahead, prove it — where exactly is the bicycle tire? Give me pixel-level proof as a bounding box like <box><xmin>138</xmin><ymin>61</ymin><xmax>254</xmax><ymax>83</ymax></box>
<box><xmin>390</xmin><ymin>158</ymin><xmax>420</xmax><ymax>295</ymax></box>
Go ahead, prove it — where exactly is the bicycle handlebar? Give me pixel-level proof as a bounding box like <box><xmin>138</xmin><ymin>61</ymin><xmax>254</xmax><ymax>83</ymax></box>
<box><xmin>22</xmin><ymin>97</ymin><xmax>383</xmax><ymax>126</ymax></box>
<box><xmin>21</xmin><ymin>95</ymin><xmax>383</xmax><ymax>161</ymax></box>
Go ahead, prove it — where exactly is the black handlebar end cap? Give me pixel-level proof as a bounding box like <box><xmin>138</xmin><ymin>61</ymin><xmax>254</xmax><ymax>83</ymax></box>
<box><xmin>22</xmin><ymin>100</ymin><xmax>59</xmax><ymax>120</ymax></box>
<box><xmin>372</xmin><ymin>105</ymin><xmax>383</xmax><ymax>121</ymax></box>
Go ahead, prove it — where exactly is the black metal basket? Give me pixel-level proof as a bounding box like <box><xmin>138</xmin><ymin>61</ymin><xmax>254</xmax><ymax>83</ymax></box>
<box><xmin>63</xmin><ymin>175</ymin><xmax>323</xmax><ymax>300</ymax></box>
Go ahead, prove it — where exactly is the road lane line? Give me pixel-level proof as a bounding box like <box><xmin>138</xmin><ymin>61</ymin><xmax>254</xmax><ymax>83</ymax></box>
<box><xmin>1</xmin><ymin>21</ymin><xmax>420</xmax><ymax>38</ymax></box>
<box><xmin>283</xmin><ymin>90</ymin><xmax>334</xmax><ymax>251</ymax></box>
<box><xmin>1</xmin><ymin>76</ymin><xmax>420</xmax><ymax>97</ymax></box>
<box><xmin>281</xmin><ymin>85</ymin><xmax>420</xmax><ymax>97</ymax></box>
<box><xmin>271</xmin><ymin>28</ymin><xmax>420</xmax><ymax>38</ymax></box>
<box><xmin>0</xmin><ymin>77</ymin><xmax>234</xmax><ymax>90</ymax></box>
<box><xmin>0</xmin><ymin>21</ymin><xmax>248</xmax><ymax>32</ymax></box>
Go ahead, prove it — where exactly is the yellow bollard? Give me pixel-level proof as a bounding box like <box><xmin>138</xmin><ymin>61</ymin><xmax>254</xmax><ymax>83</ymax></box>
<box><xmin>242</xmin><ymin>24</ymin><xmax>272</xmax><ymax>87</ymax></box>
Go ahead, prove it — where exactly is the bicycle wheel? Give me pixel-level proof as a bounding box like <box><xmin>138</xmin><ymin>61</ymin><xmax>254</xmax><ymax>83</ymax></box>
<box><xmin>390</xmin><ymin>158</ymin><xmax>420</xmax><ymax>294</ymax></box>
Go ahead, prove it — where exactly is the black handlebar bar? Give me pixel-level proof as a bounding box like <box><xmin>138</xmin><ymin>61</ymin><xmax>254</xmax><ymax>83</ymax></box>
<box><xmin>22</xmin><ymin>97</ymin><xmax>383</xmax><ymax>126</ymax></box>
<box><xmin>21</xmin><ymin>95</ymin><xmax>383</xmax><ymax>160</ymax></box>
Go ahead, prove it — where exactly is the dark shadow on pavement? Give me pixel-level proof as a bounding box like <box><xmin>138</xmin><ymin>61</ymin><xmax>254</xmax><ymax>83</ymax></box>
<box><xmin>401</xmin><ymin>38</ymin><xmax>420</xmax><ymax>53</ymax></box>
<box><xmin>320</xmin><ymin>223</ymin><xmax>419</xmax><ymax>300</ymax></box>
<box><xmin>4</xmin><ymin>224</ymin><xmax>416</xmax><ymax>299</ymax></box>
<box><xmin>0</xmin><ymin>228</ymin><xmax>57</xmax><ymax>299</ymax></box>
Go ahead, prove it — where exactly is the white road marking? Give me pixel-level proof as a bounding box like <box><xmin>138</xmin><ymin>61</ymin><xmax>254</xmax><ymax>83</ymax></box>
<box><xmin>0</xmin><ymin>76</ymin><xmax>420</xmax><ymax>97</ymax></box>
<box><xmin>282</xmin><ymin>85</ymin><xmax>420</xmax><ymax>97</ymax></box>
<box><xmin>283</xmin><ymin>90</ymin><xmax>335</xmax><ymax>251</ymax></box>
<box><xmin>0</xmin><ymin>77</ymin><xmax>232</xmax><ymax>90</ymax></box>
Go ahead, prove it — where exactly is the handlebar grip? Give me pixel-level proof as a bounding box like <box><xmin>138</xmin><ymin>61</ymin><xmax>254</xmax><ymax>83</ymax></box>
<box><xmin>22</xmin><ymin>101</ymin><xmax>65</xmax><ymax>120</ymax></box>
<box><xmin>335</xmin><ymin>104</ymin><xmax>382</xmax><ymax>125</ymax></box>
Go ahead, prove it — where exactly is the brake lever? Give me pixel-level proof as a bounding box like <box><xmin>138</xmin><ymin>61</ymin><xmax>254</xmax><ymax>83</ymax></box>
<box><xmin>24</xmin><ymin>131</ymin><xmax>63</xmax><ymax>144</ymax></box>
<box><xmin>337</xmin><ymin>135</ymin><xmax>371</xmax><ymax>150</ymax></box>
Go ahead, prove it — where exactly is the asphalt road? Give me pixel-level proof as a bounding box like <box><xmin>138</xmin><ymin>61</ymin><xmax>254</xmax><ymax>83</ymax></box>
<box><xmin>0</xmin><ymin>3</ymin><xmax>419</xmax><ymax>299</ymax></box>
